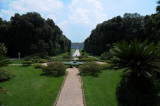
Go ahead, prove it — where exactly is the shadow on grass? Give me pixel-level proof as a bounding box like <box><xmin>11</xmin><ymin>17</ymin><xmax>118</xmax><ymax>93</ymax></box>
<box><xmin>40</xmin><ymin>73</ymin><xmax>65</xmax><ymax>77</ymax></box>
<box><xmin>78</xmin><ymin>73</ymin><xmax>99</xmax><ymax>77</ymax></box>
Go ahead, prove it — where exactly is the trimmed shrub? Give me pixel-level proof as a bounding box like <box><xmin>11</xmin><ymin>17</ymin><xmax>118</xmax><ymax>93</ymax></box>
<box><xmin>62</xmin><ymin>55</ymin><xmax>72</xmax><ymax>59</ymax></box>
<box><xmin>81</xmin><ymin>57</ymin><xmax>99</xmax><ymax>61</ymax></box>
<box><xmin>100</xmin><ymin>63</ymin><xmax>109</xmax><ymax>70</ymax></box>
<box><xmin>22</xmin><ymin>61</ymin><xmax>32</xmax><ymax>66</ymax></box>
<box><xmin>34</xmin><ymin>63</ymin><xmax>43</xmax><ymax>68</ymax></box>
<box><xmin>50</xmin><ymin>57</ymin><xmax>63</xmax><ymax>62</ymax></box>
<box><xmin>24</xmin><ymin>55</ymin><xmax>40</xmax><ymax>61</ymax></box>
<box><xmin>38</xmin><ymin>59</ymin><xmax>48</xmax><ymax>63</ymax></box>
<box><xmin>42</xmin><ymin>62</ymin><xmax>67</xmax><ymax>76</ymax></box>
<box><xmin>79</xmin><ymin>63</ymin><xmax>101</xmax><ymax>76</ymax></box>
<box><xmin>78</xmin><ymin>55</ymin><xmax>88</xmax><ymax>59</ymax></box>
<box><xmin>0</xmin><ymin>68</ymin><xmax>14</xmax><ymax>82</ymax></box>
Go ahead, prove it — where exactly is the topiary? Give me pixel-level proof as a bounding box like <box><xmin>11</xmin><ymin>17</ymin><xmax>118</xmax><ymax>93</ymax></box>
<box><xmin>79</xmin><ymin>63</ymin><xmax>101</xmax><ymax>76</ymax></box>
<box><xmin>38</xmin><ymin>59</ymin><xmax>48</xmax><ymax>63</ymax></box>
<box><xmin>34</xmin><ymin>63</ymin><xmax>43</xmax><ymax>68</ymax></box>
<box><xmin>42</xmin><ymin>62</ymin><xmax>67</xmax><ymax>76</ymax></box>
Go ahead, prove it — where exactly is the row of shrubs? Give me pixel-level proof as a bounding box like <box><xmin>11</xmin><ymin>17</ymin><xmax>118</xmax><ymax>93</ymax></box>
<box><xmin>22</xmin><ymin>59</ymin><xmax>48</xmax><ymax>66</ymax></box>
<box><xmin>37</xmin><ymin>62</ymin><xmax>109</xmax><ymax>77</ymax></box>
<box><xmin>78</xmin><ymin>55</ymin><xmax>99</xmax><ymax>61</ymax></box>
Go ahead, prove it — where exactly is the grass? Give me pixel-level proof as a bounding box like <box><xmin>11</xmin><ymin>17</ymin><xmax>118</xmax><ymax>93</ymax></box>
<box><xmin>9</xmin><ymin>58</ymin><xmax>24</xmax><ymax>64</ymax></box>
<box><xmin>53</xmin><ymin>49</ymin><xmax>76</xmax><ymax>57</ymax></box>
<box><xmin>0</xmin><ymin>65</ymin><xmax>64</xmax><ymax>106</ymax></box>
<box><xmin>82</xmin><ymin>69</ymin><xmax>123</xmax><ymax>106</ymax></box>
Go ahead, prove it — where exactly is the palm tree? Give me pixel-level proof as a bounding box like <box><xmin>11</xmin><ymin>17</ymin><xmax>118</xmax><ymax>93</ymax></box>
<box><xmin>110</xmin><ymin>39</ymin><xmax>160</xmax><ymax>78</ymax></box>
<box><xmin>110</xmin><ymin>39</ymin><xmax>160</xmax><ymax>106</ymax></box>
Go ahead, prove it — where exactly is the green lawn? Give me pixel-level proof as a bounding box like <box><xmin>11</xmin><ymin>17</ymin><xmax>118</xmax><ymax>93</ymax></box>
<box><xmin>0</xmin><ymin>65</ymin><xmax>64</xmax><ymax>106</ymax></box>
<box><xmin>53</xmin><ymin>49</ymin><xmax>76</xmax><ymax>57</ymax></box>
<box><xmin>82</xmin><ymin>69</ymin><xmax>123</xmax><ymax>106</ymax></box>
<box><xmin>9</xmin><ymin>58</ymin><xmax>24</xmax><ymax>64</ymax></box>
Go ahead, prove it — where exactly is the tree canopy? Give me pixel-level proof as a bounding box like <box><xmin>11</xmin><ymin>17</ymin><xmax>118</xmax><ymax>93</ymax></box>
<box><xmin>0</xmin><ymin>12</ymin><xmax>71</xmax><ymax>57</ymax></box>
<box><xmin>84</xmin><ymin>13</ymin><xmax>160</xmax><ymax>55</ymax></box>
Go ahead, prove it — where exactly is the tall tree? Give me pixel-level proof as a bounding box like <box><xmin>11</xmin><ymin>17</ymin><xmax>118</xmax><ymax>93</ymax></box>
<box><xmin>156</xmin><ymin>0</ymin><xmax>160</xmax><ymax>13</ymax></box>
<box><xmin>0</xmin><ymin>12</ymin><xmax>71</xmax><ymax>57</ymax></box>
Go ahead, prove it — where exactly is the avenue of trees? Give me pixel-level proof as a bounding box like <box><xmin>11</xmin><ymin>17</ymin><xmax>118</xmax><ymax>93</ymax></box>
<box><xmin>84</xmin><ymin>2</ymin><xmax>160</xmax><ymax>55</ymax></box>
<box><xmin>0</xmin><ymin>12</ymin><xmax>71</xmax><ymax>57</ymax></box>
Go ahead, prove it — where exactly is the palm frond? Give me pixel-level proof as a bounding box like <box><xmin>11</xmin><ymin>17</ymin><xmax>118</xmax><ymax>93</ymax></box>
<box><xmin>110</xmin><ymin>39</ymin><xmax>160</xmax><ymax>78</ymax></box>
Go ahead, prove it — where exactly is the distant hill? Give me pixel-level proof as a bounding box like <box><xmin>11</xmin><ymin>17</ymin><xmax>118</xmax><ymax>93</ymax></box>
<box><xmin>71</xmin><ymin>42</ymin><xmax>84</xmax><ymax>49</ymax></box>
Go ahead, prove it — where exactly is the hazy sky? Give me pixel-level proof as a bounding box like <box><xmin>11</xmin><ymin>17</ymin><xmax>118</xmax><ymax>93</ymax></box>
<box><xmin>0</xmin><ymin>0</ymin><xmax>158</xmax><ymax>42</ymax></box>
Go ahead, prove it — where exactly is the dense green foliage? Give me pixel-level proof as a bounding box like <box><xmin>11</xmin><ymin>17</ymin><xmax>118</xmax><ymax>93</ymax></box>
<box><xmin>0</xmin><ymin>68</ymin><xmax>14</xmax><ymax>82</ymax></box>
<box><xmin>82</xmin><ymin>69</ymin><xmax>123</xmax><ymax>106</ymax></box>
<box><xmin>0</xmin><ymin>12</ymin><xmax>71</xmax><ymax>57</ymax></box>
<box><xmin>157</xmin><ymin>0</ymin><xmax>160</xmax><ymax>13</ymax></box>
<box><xmin>0</xmin><ymin>65</ymin><xmax>64</xmax><ymax>106</ymax></box>
<box><xmin>84</xmin><ymin>12</ymin><xmax>160</xmax><ymax>55</ymax></box>
<box><xmin>110</xmin><ymin>39</ymin><xmax>160</xmax><ymax>106</ymax></box>
<box><xmin>100</xmin><ymin>52</ymin><xmax>113</xmax><ymax>60</ymax></box>
<box><xmin>0</xmin><ymin>43</ymin><xmax>10</xmax><ymax>68</ymax></box>
<box><xmin>79</xmin><ymin>63</ymin><xmax>101</xmax><ymax>76</ymax></box>
<box><xmin>0</xmin><ymin>43</ymin><xmax>13</xmax><ymax>82</ymax></box>
<box><xmin>42</xmin><ymin>62</ymin><xmax>66</xmax><ymax>76</ymax></box>
<box><xmin>34</xmin><ymin>63</ymin><xmax>43</xmax><ymax>68</ymax></box>
<box><xmin>110</xmin><ymin>39</ymin><xmax>160</xmax><ymax>77</ymax></box>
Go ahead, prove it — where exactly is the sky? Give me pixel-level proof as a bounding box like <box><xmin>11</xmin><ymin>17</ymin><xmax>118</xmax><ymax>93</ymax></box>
<box><xmin>0</xmin><ymin>0</ymin><xmax>158</xmax><ymax>42</ymax></box>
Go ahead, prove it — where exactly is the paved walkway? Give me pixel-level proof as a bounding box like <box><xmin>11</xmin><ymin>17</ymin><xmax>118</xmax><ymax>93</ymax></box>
<box><xmin>56</xmin><ymin>67</ymin><xmax>84</xmax><ymax>106</ymax></box>
<box><xmin>73</xmin><ymin>49</ymin><xmax>80</xmax><ymax>57</ymax></box>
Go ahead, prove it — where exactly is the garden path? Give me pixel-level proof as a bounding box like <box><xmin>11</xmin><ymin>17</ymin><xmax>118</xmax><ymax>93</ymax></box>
<box><xmin>55</xmin><ymin>67</ymin><xmax>84</xmax><ymax>106</ymax></box>
<box><xmin>72</xmin><ymin>49</ymin><xmax>80</xmax><ymax>57</ymax></box>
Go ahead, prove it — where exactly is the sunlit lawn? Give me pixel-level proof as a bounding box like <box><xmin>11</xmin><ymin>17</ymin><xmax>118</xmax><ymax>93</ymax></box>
<box><xmin>0</xmin><ymin>65</ymin><xmax>64</xmax><ymax>106</ymax></box>
<box><xmin>82</xmin><ymin>69</ymin><xmax>123</xmax><ymax>106</ymax></box>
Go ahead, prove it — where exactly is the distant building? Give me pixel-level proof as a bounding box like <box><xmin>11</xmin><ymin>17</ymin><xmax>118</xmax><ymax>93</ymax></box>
<box><xmin>71</xmin><ymin>42</ymin><xmax>84</xmax><ymax>49</ymax></box>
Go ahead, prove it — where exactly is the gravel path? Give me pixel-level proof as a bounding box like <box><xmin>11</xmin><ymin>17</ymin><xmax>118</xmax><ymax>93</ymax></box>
<box><xmin>73</xmin><ymin>49</ymin><xmax>80</xmax><ymax>57</ymax></box>
<box><xmin>56</xmin><ymin>67</ymin><xmax>84</xmax><ymax>106</ymax></box>
<box><xmin>96</xmin><ymin>62</ymin><xmax>106</xmax><ymax>64</ymax></box>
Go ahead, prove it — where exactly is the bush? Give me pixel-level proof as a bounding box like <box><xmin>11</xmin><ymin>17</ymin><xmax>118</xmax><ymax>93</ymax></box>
<box><xmin>79</xmin><ymin>63</ymin><xmax>101</xmax><ymax>76</ymax></box>
<box><xmin>38</xmin><ymin>59</ymin><xmax>48</xmax><ymax>63</ymax></box>
<box><xmin>78</xmin><ymin>55</ymin><xmax>88</xmax><ymax>59</ymax></box>
<box><xmin>34</xmin><ymin>63</ymin><xmax>43</xmax><ymax>68</ymax></box>
<box><xmin>100</xmin><ymin>52</ymin><xmax>113</xmax><ymax>60</ymax></box>
<box><xmin>81</xmin><ymin>57</ymin><xmax>99</xmax><ymax>61</ymax></box>
<box><xmin>0</xmin><ymin>68</ymin><xmax>14</xmax><ymax>82</ymax></box>
<box><xmin>116</xmin><ymin>76</ymin><xmax>160</xmax><ymax>106</ymax></box>
<box><xmin>110</xmin><ymin>39</ymin><xmax>160</xmax><ymax>106</ymax></box>
<box><xmin>100</xmin><ymin>63</ymin><xmax>109</xmax><ymax>70</ymax></box>
<box><xmin>42</xmin><ymin>62</ymin><xmax>67</xmax><ymax>76</ymax></box>
<box><xmin>24</xmin><ymin>55</ymin><xmax>40</xmax><ymax>61</ymax></box>
<box><xmin>22</xmin><ymin>61</ymin><xmax>32</xmax><ymax>66</ymax></box>
<box><xmin>62</xmin><ymin>55</ymin><xmax>72</xmax><ymax>59</ymax></box>
<box><xmin>50</xmin><ymin>57</ymin><xmax>63</xmax><ymax>62</ymax></box>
